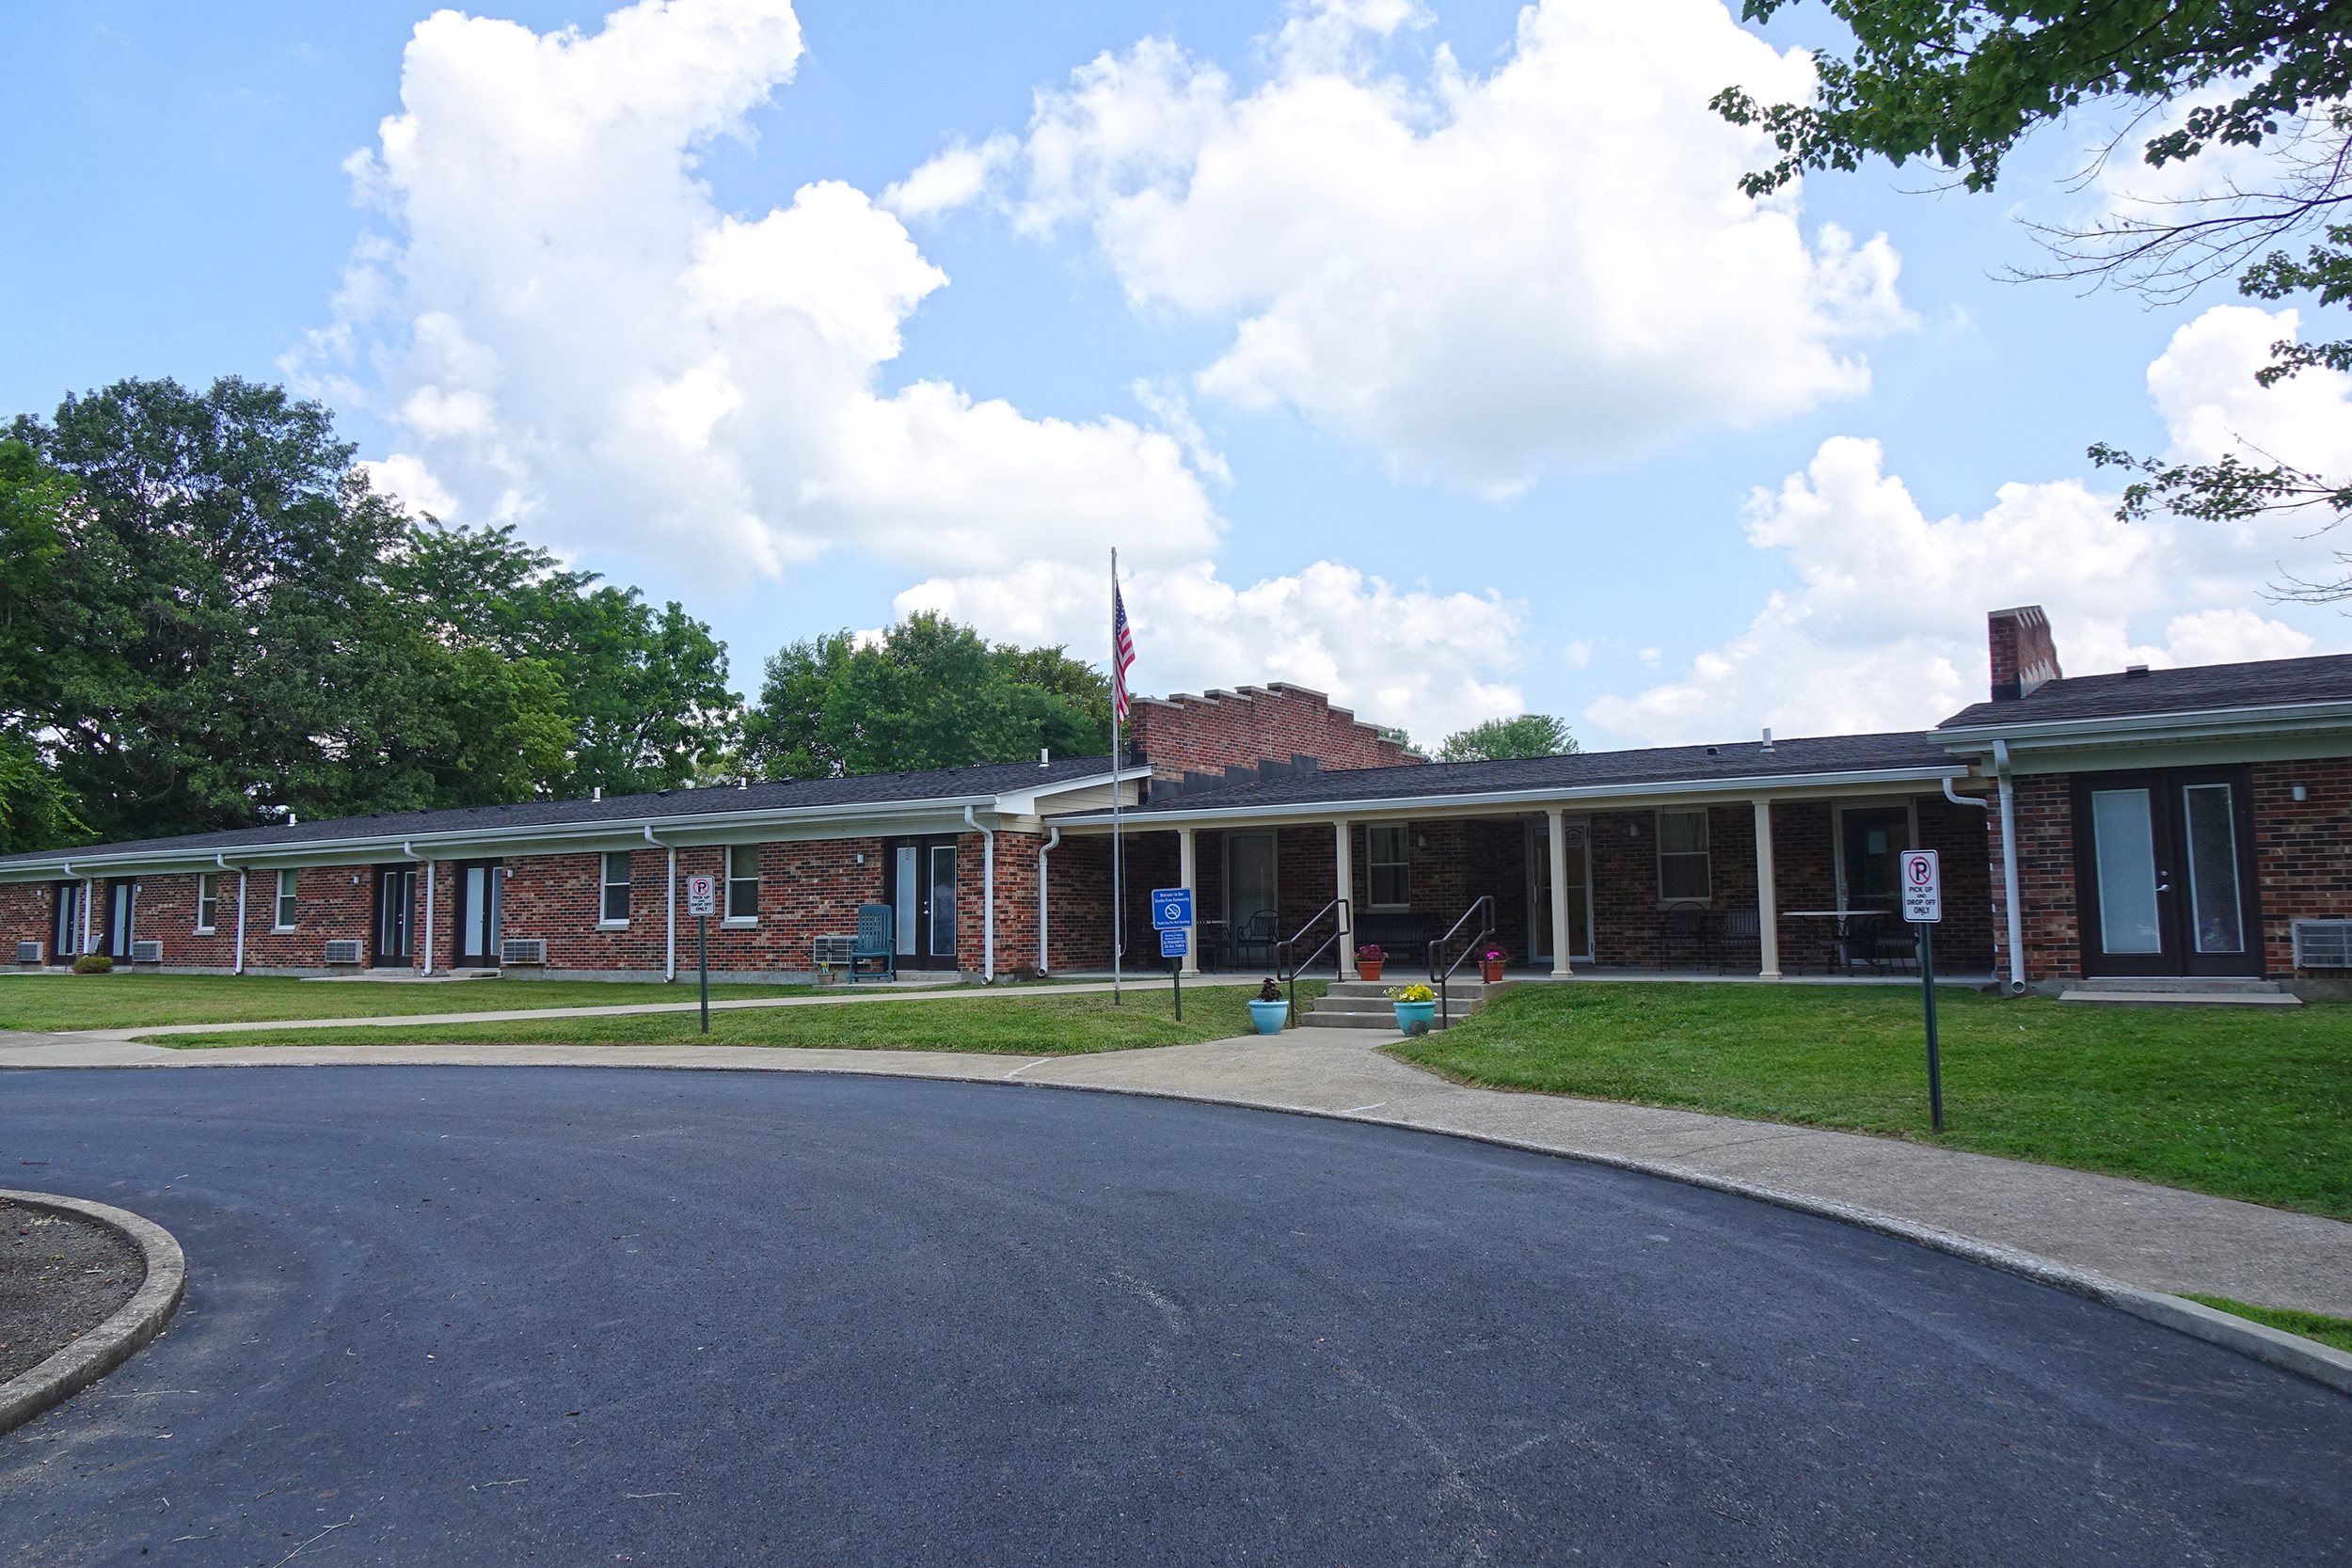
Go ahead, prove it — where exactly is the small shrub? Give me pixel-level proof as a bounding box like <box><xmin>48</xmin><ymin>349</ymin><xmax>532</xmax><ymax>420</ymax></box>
<box><xmin>72</xmin><ymin>954</ymin><xmax>114</xmax><ymax>975</ymax></box>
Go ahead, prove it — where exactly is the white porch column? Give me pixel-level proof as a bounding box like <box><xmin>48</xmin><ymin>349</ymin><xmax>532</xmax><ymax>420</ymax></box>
<box><xmin>1753</xmin><ymin>798</ymin><xmax>1781</xmax><ymax>980</ymax></box>
<box><xmin>1332</xmin><ymin>818</ymin><xmax>1357</xmax><ymax>980</ymax></box>
<box><xmin>1548</xmin><ymin>808</ymin><xmax>1574</xmax><ymax>977</ymax></box>
<box><xmin>1177</xmin><ymin>827</ymin><xmax>1200</xmax><ymax>975</ymax></box>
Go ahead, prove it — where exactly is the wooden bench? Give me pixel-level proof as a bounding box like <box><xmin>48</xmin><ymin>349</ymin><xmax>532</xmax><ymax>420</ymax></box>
<box><xmin>815</xmin><ymin>904</ymin><xmax>898</xmax><ymax>982</ymax></box>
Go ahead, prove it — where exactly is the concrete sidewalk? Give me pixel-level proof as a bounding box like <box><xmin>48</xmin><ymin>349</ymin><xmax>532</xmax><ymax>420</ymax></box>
<box><xmin>2</xmin><ymin>1022</ymin><xmax>2345</xmax><ymax>1324</ymax></box>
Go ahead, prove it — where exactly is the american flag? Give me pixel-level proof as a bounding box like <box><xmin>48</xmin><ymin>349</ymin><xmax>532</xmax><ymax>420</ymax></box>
<box><xmin>1112</xmin><ymin>577</ymin><xmax>1137</xmax><ymax>721</ymax></box>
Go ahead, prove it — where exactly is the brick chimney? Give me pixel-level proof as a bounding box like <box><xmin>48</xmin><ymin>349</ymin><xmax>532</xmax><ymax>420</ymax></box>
<box><xmin>1987</xmin><ymin>606</ymin><xmax>2062</xmax><ymax>702</ymax></box>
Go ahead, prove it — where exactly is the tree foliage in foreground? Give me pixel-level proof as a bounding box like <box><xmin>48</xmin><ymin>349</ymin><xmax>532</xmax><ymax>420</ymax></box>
<box><xmin>1</xmin><ymin>377</ymin><xmax>739</xmax><ymax>849</ymax></box>
<box><xmin>1437</xmin><ymin>714</ymin><xmax>1580</xmax><ymax>762</ymax></box>
<box><xmin>743</xmin><ymin>613</ymin><xmax>1111</xmax><ymax>779</ymax></box>
<box><xmin>1716</xmin><ymin>1</ymin><xmax>2352</xmax><ymax>600</ymax></box>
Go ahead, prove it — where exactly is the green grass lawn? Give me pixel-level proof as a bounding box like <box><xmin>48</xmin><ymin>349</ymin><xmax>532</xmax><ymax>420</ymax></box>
<box><xmin>0</xmin><ymin>973</ymin><xmax>818</xmax><ymax>1032</ymax></box>
<box><xmin>2186</xmin><ymin>1294</ymin><xmax>2352</xmax><ymax>1354</ymax></box>
<box><xmin>142</xmin><ymin>980</ymin><xmax>1299</xmax><ymax>1055</ymax></box>
<box><xmin>1391</xmin><ymin>983</ymin><xmax>2352</xmax><ymax>1218</ymax></box>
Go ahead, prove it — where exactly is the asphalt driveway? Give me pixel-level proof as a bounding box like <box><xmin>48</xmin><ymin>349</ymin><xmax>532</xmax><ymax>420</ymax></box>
<box><xmin>2</xmin><ymin>1068</ymin><xmax>2345</xmax><ymax>1566</ymax></box>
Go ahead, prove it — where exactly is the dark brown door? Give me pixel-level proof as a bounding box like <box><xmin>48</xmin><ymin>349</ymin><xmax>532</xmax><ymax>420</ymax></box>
<box><xmin>2074</xmin><ymin>768</ymin><xmax>2263</xmax><ymax>978</ymax></box>
<box><xmin>373</xmin><ymin>864</ymin><xmax>418</xmax><ymax>968</ymax></box>
<box><xmin>453</xmin><ymin>861</ymin><xmax>502</xmax><ymax>967</ymax></box>
<box><xmin>886</xmin><ymin>836</ymin><xmax>959</xmax><ymax>969</ymax></box>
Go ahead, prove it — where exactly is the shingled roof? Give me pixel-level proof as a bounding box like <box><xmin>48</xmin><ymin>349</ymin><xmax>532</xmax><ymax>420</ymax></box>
<box><xmin>0</xmin><ymin>756</ymin><xmax>1123</xmax><ymax>869</ymax></box>
<box><xmin>1114</xmin><ymin>731</ymin><xmax>1959</xmax><ymax>816</ymax></box>
<box><xmin>1937</xmin><ymin>652</ymin><xmax>2352</xmax><ymax>732</ymax></box>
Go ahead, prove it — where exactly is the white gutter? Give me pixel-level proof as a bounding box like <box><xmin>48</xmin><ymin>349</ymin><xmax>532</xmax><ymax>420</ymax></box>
<box><xmin>0</xmin><ymin>780</ymin><xmax>1139</xmax><ymax>884</ymax></box>
<box><xmin>964</xmin><ymin>805</ymin><xmax>995</xmax><ymax>983</ymax></box>
<box><xmin>1990</xmin><ymin>741</ymin><xmax>2027</xmax><ymax>996</ymax></box>
<box><xmin>1038</xmin><ymin>825</ymin><xmax>1060</xmax><ymax>976</ymax></box>
<box><xmin>644</xmin><ymin>826</ymin><xmax>675</xmax><ymax>981</ymax></box>
<box><xmin>401</xmin><ymin>842</ymin><xmax>432</xmax><ymax>974</ymax></box>
<box><xmin>1054</xmin><ymin>764</ymin><xmax>1971</xmax><ymax>830</ymax></box>
<box><xmin>1935</xmin><ymin>697</ymin><xmax>2352</xmax><ymax>750</ymax></box>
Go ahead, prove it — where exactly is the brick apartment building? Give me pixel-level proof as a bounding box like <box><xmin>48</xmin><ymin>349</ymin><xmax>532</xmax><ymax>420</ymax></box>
<box><xmin>4</xmin><ymin>610</ymin><xmax>2347</xmax><ymax>993</ymax></box>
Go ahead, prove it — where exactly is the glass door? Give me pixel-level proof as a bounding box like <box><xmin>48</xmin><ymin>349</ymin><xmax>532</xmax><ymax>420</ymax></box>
<box><xmin>103</xmin><ymin>881</ymin><xmax>135</xmax><ymax>956</ymax></box>
<box><xmin>454</xmin><ymin>861</ymin><xmax>501</xmax><ymax>967</ymax></box>
<box><xmin>887</xmin><ymin>836</ymin><xmax>961</xmax><ymax>969</ymax></box>
<box><xmin>373</xmin><ymin>865</ymin><xmax>417</xmax><ymax>967</ymax></box>
<box><xmin>1525</xmin><ymin>818</ymin><xmax>1591</xmax><ymax>962</ymax></box>
<box><xmin>1227</xmin><ymin>832</ymin><xmax>1279</xmax><ymax>965</ymax></box>
<box><xmin>1837</xmin><ymin>806</ymin><xmax>1913</xmax><ymax>916</ymax></box>
<box><xmin>927</xmin><ymin>843</ymin><xmax>958</xmax><ymax>965</ymax></box>
<box><xmin>2074</xmin><ymin>768</ymin><xmax>2261</xmax><ymax>977</ymax></box>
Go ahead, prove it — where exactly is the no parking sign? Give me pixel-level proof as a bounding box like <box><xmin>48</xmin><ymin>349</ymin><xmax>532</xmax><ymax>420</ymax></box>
<box><xmin>1899</xmin><ymin>850</ymin><xmax>1941</xmax><ymax>924</ymax></box>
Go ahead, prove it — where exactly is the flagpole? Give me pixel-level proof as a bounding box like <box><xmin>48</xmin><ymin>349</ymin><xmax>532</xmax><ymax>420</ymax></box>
<box><xmin>1110</xmin><ymin>547</ymin><xmax>1124</xmax><ymax>1005</ymax></box>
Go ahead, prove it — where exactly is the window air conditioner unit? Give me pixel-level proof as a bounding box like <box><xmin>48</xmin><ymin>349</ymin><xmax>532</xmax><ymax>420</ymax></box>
<box><xmin>16</xmin><ymin>941</ymin><xmax>42</xmax><ymax>964</ymax></box>
<box><xmin>322</xmin><ymin>938</ymin><xmax>365</xmax><ymax>966</ymax></box>
<box><xmin>501</xmin><ymin>938</ymin><xmax>547</xmax><ymax>966</ymax></box>
<box><xmin>130</xmin><ymin>939</ymin><xmax>163</xmax><ymax>964</ymax></box>
<box><xmin>2291</xmin><ymin>918</ymin><xmax>2352</xmax><ymax>970</ymax></box>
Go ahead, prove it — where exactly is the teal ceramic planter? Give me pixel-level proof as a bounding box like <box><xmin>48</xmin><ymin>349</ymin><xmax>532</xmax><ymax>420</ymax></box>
<box><xmin>1248</xmin><ymin>998</ymin><xmax>1289</xmax><ymax>1035</ymax></box>
<box><xmin>1392</xmin><ymin>1000</ymin><xmax>1437</xmax><ymax>1037</ymax></box>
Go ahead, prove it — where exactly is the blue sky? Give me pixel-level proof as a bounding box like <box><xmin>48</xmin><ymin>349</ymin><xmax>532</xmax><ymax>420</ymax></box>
<box><xmin>8</xmin><ymin>0</ymin><xmax>2348</xmax><ymax>748</ymax></box>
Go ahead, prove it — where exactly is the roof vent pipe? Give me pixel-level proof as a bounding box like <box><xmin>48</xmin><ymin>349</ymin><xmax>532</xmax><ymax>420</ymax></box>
<box><xmin>593</xmin><ymin>786</ymin><xmax>602</xmax><ymax>801</ymax></box>
<box><xmin>1760</xmin><ymin>727</ymin><xmax>1774</xmax><ymax>752</ymax></box>
<box><xmin>1040</xmin><ymin>747</ymin><xmax>1050</xmax><ymax>768</ymax></box>
<box><xmin>2124</xmin><ymin>664</ymin><xmax>2152</xmax><ymax>678</ymax></box>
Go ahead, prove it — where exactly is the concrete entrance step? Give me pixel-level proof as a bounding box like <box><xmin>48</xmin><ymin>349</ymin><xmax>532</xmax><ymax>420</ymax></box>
<box><xmin>2059</xmin><ymin>987</ymin><xmax>2301</xmax><ymax>1007</ymax></box>
<box><xmin>2069</xmin><ymin>975</ymin><xmax>2284</xmax><ymax>994</ymax></box>
<box><xmin>1325</xmin><ymin>979</ymin><xmax>1491</xmax><ymax>1001</ymax></box>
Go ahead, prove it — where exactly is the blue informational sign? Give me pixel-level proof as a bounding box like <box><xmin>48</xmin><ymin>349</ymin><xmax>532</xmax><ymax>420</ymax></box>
<box><xmin>1150</xmin><ymin>888</ymin><xmax>1195</xmax><ymax>929</ymax></box>
<box><xmin>1159</xmin><ymin>927</ymin><xmax>1190</xmax><ymax>958</ymax></box>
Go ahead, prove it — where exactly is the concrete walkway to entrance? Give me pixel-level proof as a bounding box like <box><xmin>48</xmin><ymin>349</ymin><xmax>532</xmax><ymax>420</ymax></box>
<box><xmin>2</xmin><ymin>1019</ymin><xmax>2346</xmax><ymax>1332</ymax></box>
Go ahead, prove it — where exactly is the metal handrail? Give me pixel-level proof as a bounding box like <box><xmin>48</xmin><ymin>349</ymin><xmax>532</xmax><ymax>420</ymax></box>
<box><xmin>1428</xmin><ymin>895</ymin><xmax>1498</xmax><ymax>1031</ymax></box>
<box><xmin>1275</xmin><ymin>898</ymin><xmax>1351</xmax><ymax>1026</ymax></box>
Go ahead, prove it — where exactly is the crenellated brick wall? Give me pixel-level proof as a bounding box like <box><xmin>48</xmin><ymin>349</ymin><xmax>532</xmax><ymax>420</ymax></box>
<box><xmin>1129</xmin><ymin>683</ymin><xmax>1418</xmax><ymax>781</ymax></box>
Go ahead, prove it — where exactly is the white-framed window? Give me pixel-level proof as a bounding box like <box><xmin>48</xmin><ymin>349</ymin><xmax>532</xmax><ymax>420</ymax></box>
<box><xmin>600</xmin><ymin>851</ymin><xmax>632</xmax><ymax>925</ymax></box>
<box><xmin>274</xmin><ymin>869</ymin><xmax>298</xmax><ymax>930</ymax></box>
<box><xmin>725</xmin><ymin>844</ymin><xmax>760</xmax><ymax>922</ymax></box>
<box><xmin>1657</xmin><ymin>809</ymin><xmax>1711</xmax><ymax>901</ymax></box>
<box><xmin>196</xmin><ymin>873</ymin><xmax>218</xmax><ymax>933</ymax></box>
<box><xmin>1366</xmin><ymin>823</ymin><xmax>1411</xmax><ymax>910</ymax></box>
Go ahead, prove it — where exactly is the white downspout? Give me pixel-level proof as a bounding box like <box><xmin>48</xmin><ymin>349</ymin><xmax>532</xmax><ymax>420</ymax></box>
<box><xmin>218</xmin><ymin>854</ymin><xmax>246</xmax><ymax>975</ymax></box>
<box><xmin>964</xmin><ymin>805</ymin><xmax>995</xmax><ymax>983</ymax></box>
<box><xmin>61</xmin><ymin>862</ymin><xmax>82</xmax><ymax>958</ymax></box>
<box><xmin>1991</xmin><ymin>742</ymin><xmax>2028</xmax><ymax>996</ymax></box>
<box><xmin>1038</xmin><ymin>826</ymin><xmax>1060</xmax><ymax>976</ymax></box>
<box><xmin>645</xmin><ymin>826</ymin><xmax>675</xmax><ymax>980</ymax></box>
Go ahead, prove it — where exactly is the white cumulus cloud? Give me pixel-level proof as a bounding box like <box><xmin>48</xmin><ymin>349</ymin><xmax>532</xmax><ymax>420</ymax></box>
<box><xmin>289</xmin><ymin>0</ymin><xmax>1220</xmax><ymax>583</ymax></box>
<box><xmin>908</xmin><ymin>0</ymin><xmax>1906</xmax><ymax>493</ymax></box>
<box><xmin>1582</xmin><ymin>305</ymin><xmax>2347</xmax><ymax>746</ymax></box>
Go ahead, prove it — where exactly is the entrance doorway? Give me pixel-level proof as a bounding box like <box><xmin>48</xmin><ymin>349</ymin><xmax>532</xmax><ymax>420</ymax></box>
<box><xmin>2073</xmin><ymin>768</ymin><xmax>2263</xmax><ymax>978</ymax></box>
<box><xmin>1227</xmin><ymin>832</ymin><xmax>1279</xmax><ymax>967</ymax></box>
<box><xmin>373</xmin><ymin>864</ymin><xmax>418</xmax><ymax>968</ymax></box>
<box><xmin>1525</xmin><ymin>818</ymin><xmax>1592</xmax><ymax>964</ymax></box>
<box><xmin>453</xmin><ymin>861</ymin><xmax>502</xmax><ymax>967</ymax></box>
<box><xmin>1836</xmin><ymin>805</ymin><xmax>1915</xmax><ymax>916</ymax></box>
<box><xmin>102</xmin><ymin>881</ymin><xmax>135</xmax><ymax>957</ymax></box>
<box><xmin>887</xmin><ymin>836</ymin><xmax>960</xmax><ymax>969</ymax></box>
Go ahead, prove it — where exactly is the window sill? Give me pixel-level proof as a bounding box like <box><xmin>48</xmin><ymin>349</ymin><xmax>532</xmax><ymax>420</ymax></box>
<box><xmin>272</xmin><ymin>926</ymin><xmax>297</xmax><ymax>935</ymax></box>
<box><xmin>194</xmin><ymin>927</ymin><xmax>215</xmax><ymax>937</ymax></box>
<box><xmin>597</xmin><ymin>919</ymin><xmax>630</xmax><ymax>930</ymax></box>
<box><xmin>723</xmin><ymin>917</ymin><xmax>759</xmax><ymax>928</ymax></box>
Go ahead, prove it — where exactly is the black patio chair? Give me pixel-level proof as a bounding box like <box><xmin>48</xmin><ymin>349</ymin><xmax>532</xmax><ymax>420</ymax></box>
<box><xmin>1232</xmin><ymin>910</ymin><xmax>1279</xmax><ymax>969</ymax></box>
<box><xmin>1715</xmin><ymin>907</ymin><xmax>1761</xmax><ymax>974</ymax></box>
<box><xmin>1659</xmin><ymin>901</ymin><xmax>1710</xmax><ymax>970</ymax></box>
<box><xmin>1844</xmin><ymin>911</ymin><xmax>1911</xmax><ymax>975</ymax></box>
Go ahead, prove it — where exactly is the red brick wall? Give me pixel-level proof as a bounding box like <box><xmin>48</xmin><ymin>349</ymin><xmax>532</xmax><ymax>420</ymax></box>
<box><xmin>1</xmin><ymin>881</ymin><xmax>59</xmax><ymax>962</ymax></box>
<box><xmin>1987</xmin><ymin>605</ymin><xmax>2062</xmax><ymax>701</ymax></box>
<box><xmin>1129</xmin><ymin>683</ymin><xmax>1418</xmax><ymax>780</ymax></box>
<box><xmin>2253</xmin><ymin>759</ymin><xmax>2352</xmax><ymax>976</ymax></box>
<box><xmin>233</xmin><ymin>866</ymin><xmax>378</xmax><ymax>971</ymax></box>
<box><xmin>1993</xmin><ymin>774</ymin><xmax>2084</xmax><ymax>984</ymax></box>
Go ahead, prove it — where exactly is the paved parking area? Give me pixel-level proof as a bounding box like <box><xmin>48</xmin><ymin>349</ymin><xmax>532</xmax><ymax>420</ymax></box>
<box><xmin>3</xmin><ymin>1069</ymin><xmax>2345</xmax><ymax>1565</ymax></box>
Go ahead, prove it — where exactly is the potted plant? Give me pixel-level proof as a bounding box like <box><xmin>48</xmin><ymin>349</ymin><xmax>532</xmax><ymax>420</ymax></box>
<box><xmin>1478</xmin><ymin>945</ymin><xmax>1507</xmax><ymax>984</ymax></box>
<box><xmin>1387</xmin><ymin>981</ymin><xmax>1437</xmax><ymax>1037</ymax></box>
<box><xmin>1354</xmin><ymin>942</ymin><xmax>1387</xmax><ymax>981</ymax></box>
<box><xmin>1248</xmin><ymin>978</ymin><xmax>1289</xmax><ymax>1036</ymax></box>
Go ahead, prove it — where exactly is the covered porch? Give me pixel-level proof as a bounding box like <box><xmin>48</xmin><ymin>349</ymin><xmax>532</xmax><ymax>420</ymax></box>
<box><xmin>1052</xmin><ymin>784</ymin><xmax>1996</xmax><ymax>983</ymax></box>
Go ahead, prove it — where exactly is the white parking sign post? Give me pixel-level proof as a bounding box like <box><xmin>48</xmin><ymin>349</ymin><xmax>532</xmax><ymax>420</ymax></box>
<box><xmin>686</xmin><ymin>873</ymin><xmax>718</xmax><ymax>1033</ymax></box>
<box><xmin>1899</xmin><ymin>849</ymin><xmax>1945</xmax><ymax>1132</ymax></box>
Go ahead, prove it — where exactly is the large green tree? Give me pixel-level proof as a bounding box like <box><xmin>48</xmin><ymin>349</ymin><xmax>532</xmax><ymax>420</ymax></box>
<box><xmin>1715</xmin><ymin>1</ymin><xmax>2352</xmax><ymax>598</ymax></box>
<box><xmin>744</xmin><ymin>614</ymin><xmax>1110</xmax><ymax>779</ymax></box>
<box><xmin>1436</xmin><ymin>714</ymin><xmax>1580</xmax><ymax>762</ymax></box>
<box><xmin>5</xmin><ymin>377</ymin><xmax>741</xmax><ymax>847</ymax></box>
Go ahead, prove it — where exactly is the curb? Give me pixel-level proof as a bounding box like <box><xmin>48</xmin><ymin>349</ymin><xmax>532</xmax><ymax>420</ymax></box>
<box><xmin>0</xmin><ymin>1190</ymin><xmax>187</xmax><ymax>1436</ymax></box>
<box><xmin>8</xmin><ymin>1050</ymin><xmax>2350</xmax><ymax>1399</ymax></box>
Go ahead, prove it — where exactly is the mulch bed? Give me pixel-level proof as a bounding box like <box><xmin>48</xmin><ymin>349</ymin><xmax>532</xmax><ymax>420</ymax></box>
<box><xmin>0</xmin><ymin>1197</ymin><xmax>144</xmax><ymax>1384</ymax></box>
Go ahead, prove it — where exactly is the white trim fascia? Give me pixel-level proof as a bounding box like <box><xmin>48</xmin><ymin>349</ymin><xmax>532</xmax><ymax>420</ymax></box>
<box><xmin>0</xmin><ymin>784</ymin><xmax>1122</xmax><ymax>884</ymax></box>
<box><xmin>1047</xmin><ymin>765</ymin><xmax>1971</xmax><ymax>832</ymax></box>
<box><xmin>1934</xmin><ymin>700</ymin><xmax>2352</xmax><ymax>754</ymax></box>
<box><xmin>988</xmin><ymin>767</ymin><xmax>1152</xmax><ymax>817</ymax></box>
